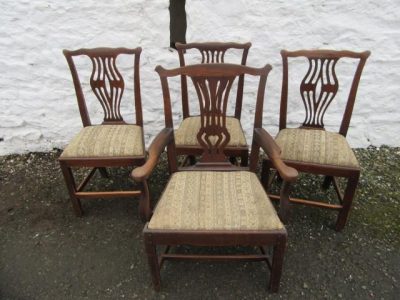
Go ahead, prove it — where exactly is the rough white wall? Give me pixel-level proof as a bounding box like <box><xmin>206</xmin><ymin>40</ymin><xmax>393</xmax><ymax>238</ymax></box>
<box><xmin>1</xmin><ymin>0</ymin><xmax>399</xmax><ymax>155</ymax></box>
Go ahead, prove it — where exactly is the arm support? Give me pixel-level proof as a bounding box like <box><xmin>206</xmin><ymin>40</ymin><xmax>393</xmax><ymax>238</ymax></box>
<box><xmin>131</xmin><ymin>128</ymin><xmax>174</xmax><ymax>182</ymax></box>
<box><xmin>254</xmin><ymin>128</ymin><xmax>298</xmax><ymax>182</ymax></box>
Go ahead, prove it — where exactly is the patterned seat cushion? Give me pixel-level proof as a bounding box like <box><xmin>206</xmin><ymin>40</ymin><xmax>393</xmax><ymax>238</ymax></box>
<box><xmin>148</xmin><ymin>171</ymin><xmax>284</xmax><ymax>231</ymax></box>
<box><xmin>174</xmin><ymin>116</ymin><xmax>247</xmax><ymax>147</ymax></box>
<box><xmin>60</xmin><ymin>125</ymin><xmax>144</xmax><ymax>158</ymax></box>
<box><xmin>275</xmin><ymin>128</ymin><xmax>359</xmax><ymax>168</ymax></box>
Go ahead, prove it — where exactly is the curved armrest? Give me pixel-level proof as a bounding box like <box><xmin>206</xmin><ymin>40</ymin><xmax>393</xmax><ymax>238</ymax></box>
<box><xmin>254</xmin><ymin>128</ymin><xmax>298</xmax><ymax>182</ymax></box>
<box><xmin>131</xmin><ymin>128</ymin><xmax>174</xmax><ymax>182</ymax></box>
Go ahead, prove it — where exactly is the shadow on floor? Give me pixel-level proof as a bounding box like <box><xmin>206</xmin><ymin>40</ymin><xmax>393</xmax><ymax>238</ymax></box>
<box><xmin>0</xmin><ymin>147</ymin><xmax>399</xmax><ymax>299</ymax></box>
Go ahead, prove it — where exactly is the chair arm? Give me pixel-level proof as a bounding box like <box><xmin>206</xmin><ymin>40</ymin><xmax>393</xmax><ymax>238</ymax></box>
<box><xmin>253</xmin><ymin>128</ymin><xmax>298</xmax><ymax>182</ymax></box>
<box><xmin>131</xmin><ymin>128</ymin><xmax>174</xmax><ymax>182</ymax></box>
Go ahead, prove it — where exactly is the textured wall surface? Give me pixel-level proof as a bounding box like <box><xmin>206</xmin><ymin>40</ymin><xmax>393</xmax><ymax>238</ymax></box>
<box><xmin>1</xmin><ymin>0</ymin><xmax>399</xmax><ymax>155</ymax></box>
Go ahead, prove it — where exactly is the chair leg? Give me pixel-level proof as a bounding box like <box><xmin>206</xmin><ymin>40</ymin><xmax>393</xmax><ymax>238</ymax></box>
<box><xmin>144</xmin><ymin>234</ymin><xmax>161</xmax><ymax>291</ymax></box>
<box><xmin>240</xmin><ymin>150</ymin><xmax>249</xmax><ymax>167</ymax></box>
<box><xmin>138</xmin><ymin>180</ymin><xmax>151</xmax><ymax>222</ymax></box>
<box><xmin>278</xmin><ymin>181</ymin><xmax>292</xmax><ymax>224</ymax></box>
<box><xmin>261</xmin><ymin>159</ymin><xmax>272</xmax><ymax>189</ymax></box>
<box><xmin>98</xmin><ymin>167</ymin><xmax>109</xmax><ymax>178</ymax></box>
<box><xmin>269</xmin><ymin>237</ymin><xmax>287</xmax><ymax>292</ymax></box>
<box><xmin>335</xmin><ymin>173</ymin><xmax>359</xmax><ymax>231</ymax></box>
<box><xmin>322</xmin><ymin>175</ymin><xmax>333</xmax><ymax>190</ymax></box>
<box><xmin>181</xmin><ymin>155</ymin><xmax>197</xmax><ymax>166</ymax></box>
<box><xmin>166</xmin><ymin>144</ymin><xmax>178</xmax><ymax>174</ymax></box>
<box><xmin>59</xmin><ymin>161</ymin><xmax>83</xmax><ymax>216</ymax></box>
<box><xmin>188</xmin><ymin>155</ymin><xmax>197</xmax><ymax>166</ymax></box>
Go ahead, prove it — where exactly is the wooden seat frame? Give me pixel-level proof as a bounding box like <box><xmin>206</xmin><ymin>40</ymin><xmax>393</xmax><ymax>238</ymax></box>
<box><xmin>59</xmin><ymin>47</ymin><xmax>151</xmax><ymax>221</ymax></box>
<box><xmin>262</xmin><ymin>49</ymin><xmax>370</xmax><ymax>231</ymax></box>
<box><xmin>175</xmin><ymin>42</ymin><xmax>251</xmax><ymax>165</ymax></box>
<box><xmin>132</xmin><ymin>63</ymin><xmax>298</xmax><ymax>292</ymax></box>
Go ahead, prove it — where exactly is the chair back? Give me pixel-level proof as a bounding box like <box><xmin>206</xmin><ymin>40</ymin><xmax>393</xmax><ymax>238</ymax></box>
<box><xmin>176</xmin><ymin>42</ymin><xmax>251</xmax><ymax>120</ymax></box>
<box><xmin>156</xmin><ymin>63</ymin><xmax>271</xmax><ymax>168</ymax></box>
<box><xmin>63</xmin><ymin>47</ymin><xmax>143</xmax><ymax>127</ymax></box>
<box><xmin>279</xmin><ymin>49</ymin><xmax>370</xmax><ymax>136</ymax></box>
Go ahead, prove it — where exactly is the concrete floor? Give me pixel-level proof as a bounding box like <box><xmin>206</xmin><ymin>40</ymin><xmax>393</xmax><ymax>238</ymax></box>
<box><xmin>0</xmin><ymin>147</ymin><xmax>399</xmax><ymax>299</ymax></box>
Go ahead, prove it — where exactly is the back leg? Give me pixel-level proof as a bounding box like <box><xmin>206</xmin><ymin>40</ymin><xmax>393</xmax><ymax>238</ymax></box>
<box><xmin>269</xmin><ymin>237</ymin><xmax>287</xmax><ymax>292</ymax></box>
<box><xmin>322</xmin><ymin>175</ymin><xmax>333</xmax><ymax>190</ymax></box>
<box><xmin>98</xmin><ymin>167</ymin><xmax>109</xmax><ymax>178</ymax></box>
<box><xmin>144</xmin><ymin>234</ymin><xmax>161</xmax><ymax>291</ymax></box>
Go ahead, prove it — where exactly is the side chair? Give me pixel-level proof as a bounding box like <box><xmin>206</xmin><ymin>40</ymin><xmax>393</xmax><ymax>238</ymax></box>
<box><xmin>132</xmin><ymin>63</ymin><xmax>298</xmax><ymax>292</ymax></box>
<box><xmin>59</xmin><ymin>47</ymin><xmax>151</xmax><ymax>221</ymax></box>
<box><xmin>174</xmin><ymin>42</ymin><xmax>252</xmax><ymax>166</ymax></box>
<box><xmin>262</xmin><ymin>49</ymin><xmax>370</xmax><ymax>231</ymax></box>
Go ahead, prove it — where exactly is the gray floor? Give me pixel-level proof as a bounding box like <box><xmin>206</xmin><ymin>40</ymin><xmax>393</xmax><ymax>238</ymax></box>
<box><xmin>0</xmin><ymin>147</ymin><xmax>399</xmax><ymax>299</ymax></box>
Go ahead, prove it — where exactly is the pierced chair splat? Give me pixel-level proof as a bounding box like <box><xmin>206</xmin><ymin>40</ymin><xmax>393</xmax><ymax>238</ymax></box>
<box><xmin>174</xmin><ymin>42</ymin><xmax>252</xmax><ymax>166</ymax></box>
<box><xmin>59</xmin><ymin>47</ymin><xmax>151</xmax><ymax>221</ymax></box>
<box><xmin>262</xmin><ymin>49</ymin><xmax>370</xmax><ymax>231</ymax></box>
<box><xmin>132</xmin><ymin>63</ymin><xmax>298</xmax><ymax>292</ymax></box>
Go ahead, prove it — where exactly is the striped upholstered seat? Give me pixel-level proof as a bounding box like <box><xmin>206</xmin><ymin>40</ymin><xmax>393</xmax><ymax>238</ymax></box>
<box><xmin>60</xmin><ymin>125</ymin><xmax>144</xmax><ymax>158</ymax></box>
<box><xmin>275</xmin><ymin>128</ymin><xmax>359</xmax><ymax>168</ymax></box>
<box><xmin>174</xmin><ymin>116</ymin><xmax>247</xmax><ymax>147</ymax></box>
<box><xmin>148</xmin><ymin>171</ymin><xmax>283</xmax><ymax>231</ymax></box>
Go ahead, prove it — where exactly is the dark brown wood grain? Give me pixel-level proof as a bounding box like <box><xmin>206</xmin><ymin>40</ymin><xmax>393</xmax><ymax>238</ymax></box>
<box><xmin>265</xmin><ymin>49</ymin><xmax>370</xmax><ymax>231</ymax></box>
<box><xmin>63</xmin><ymin>47</ymin><xmax>143</xmax><ymax>126</ymax></box>
<box><xmin>131</xmin><ymin>128</ymin><xmax>175</xmax><ymax>182</ymax></box>
<box><xmin>60</xmin><ymin>47</ymin><xmax>149</xmax><ymax>221</ymax></box>
<box><xmin>174</xmin><ymin>42</ymin><xmax>252</xmax><ymax>166</ymax></box>
<box><xmin>155</xmin><ymin>63</ymin><xmax>271</xmax><ymax>169</ymax></box>
<box><xmin>279</xmin><ymin>49</ymin><xmax>370</xmax><ymax>133</ymax></box>
<box><xmin>252</xmin><ymin>128</ymin><xmax>298</xmax><ymax>183</ymax></box>
<box><xmin>134</xmin><ymin>62</ymin><xmax>295</xmax><ymax>292</ymax></box>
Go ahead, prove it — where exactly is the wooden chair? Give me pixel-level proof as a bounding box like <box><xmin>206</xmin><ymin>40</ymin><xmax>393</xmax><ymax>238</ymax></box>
<box><xmin>174</xmin><ymin>42</ymin><xmax>251</xmax><ymax>165</ymax></box>
<box><xmin>132</xmin><ymin>63</ymin><xmax>298</xmax><ymax>292</ymax></box>
<box><xmin>59</xmin><ymin>47</ymin><xmax>151</xmax><ymax>221</ymax></box>
<box><xmin>262</xmin><ymin>49</ymin><xmax>370</xmax><ymax>231</ymax></box>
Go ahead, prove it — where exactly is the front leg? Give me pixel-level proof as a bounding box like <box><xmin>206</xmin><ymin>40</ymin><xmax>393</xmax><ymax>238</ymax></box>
<box><xmin>60</xmin><ymin>161</ymin><xmax>83</xmax><ymax>216</ymax></box>
<box><xmin>144</xmin><ymin>232</ymin><xmax>161</xmax><ymax>291</ymax></box>
<box><xmin>138</xmin><ymin>180</ymin><xmax>152</xmax><ymax>222</ymax></box>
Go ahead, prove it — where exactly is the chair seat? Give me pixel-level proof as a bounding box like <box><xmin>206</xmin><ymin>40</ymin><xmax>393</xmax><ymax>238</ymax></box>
<box><xmin>149</xmin><ymin>171</ymin><xmax>283</xmax><ymax>231</ymax></box>
<box><xmin>174</xmin><ymin>116</ymin><xmax>247</xmax><ymax>147</ymax></box>
<box><xmin>60</xmin><ymin>125</ymin><xmax>145</xmax><ymax>158</ymax></box>
<box><xmin>275</xmin><ymin>128</ymin><xmax>359</xmax><ymax>168</ymax></box>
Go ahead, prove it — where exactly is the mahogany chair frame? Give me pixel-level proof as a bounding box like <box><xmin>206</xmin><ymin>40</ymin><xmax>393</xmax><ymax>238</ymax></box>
<box><xmin>262</xmin><ymin>49</ymin><xmax>370</xmax><ymax>231</ymax></box>
<box><xmin>132</xmin><ymin>63</ymin><xmax>298</xmax><ymax>292</ymax></box>
<box><xmin>59</xmin><ymin>47</ymin><xmax>151</xmax><ymax>221</ymax></box>
<box><xmin>175</xmin><ymin>42</ymin><xmax>252</xmax><ymax>165</ymax></box>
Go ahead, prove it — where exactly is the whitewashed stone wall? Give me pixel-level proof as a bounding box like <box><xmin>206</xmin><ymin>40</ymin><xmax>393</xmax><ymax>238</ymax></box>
<box><xmin>1</xmin><ymin>0</ymin><xmax>399</xmax><ymax>155</ymax></box>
